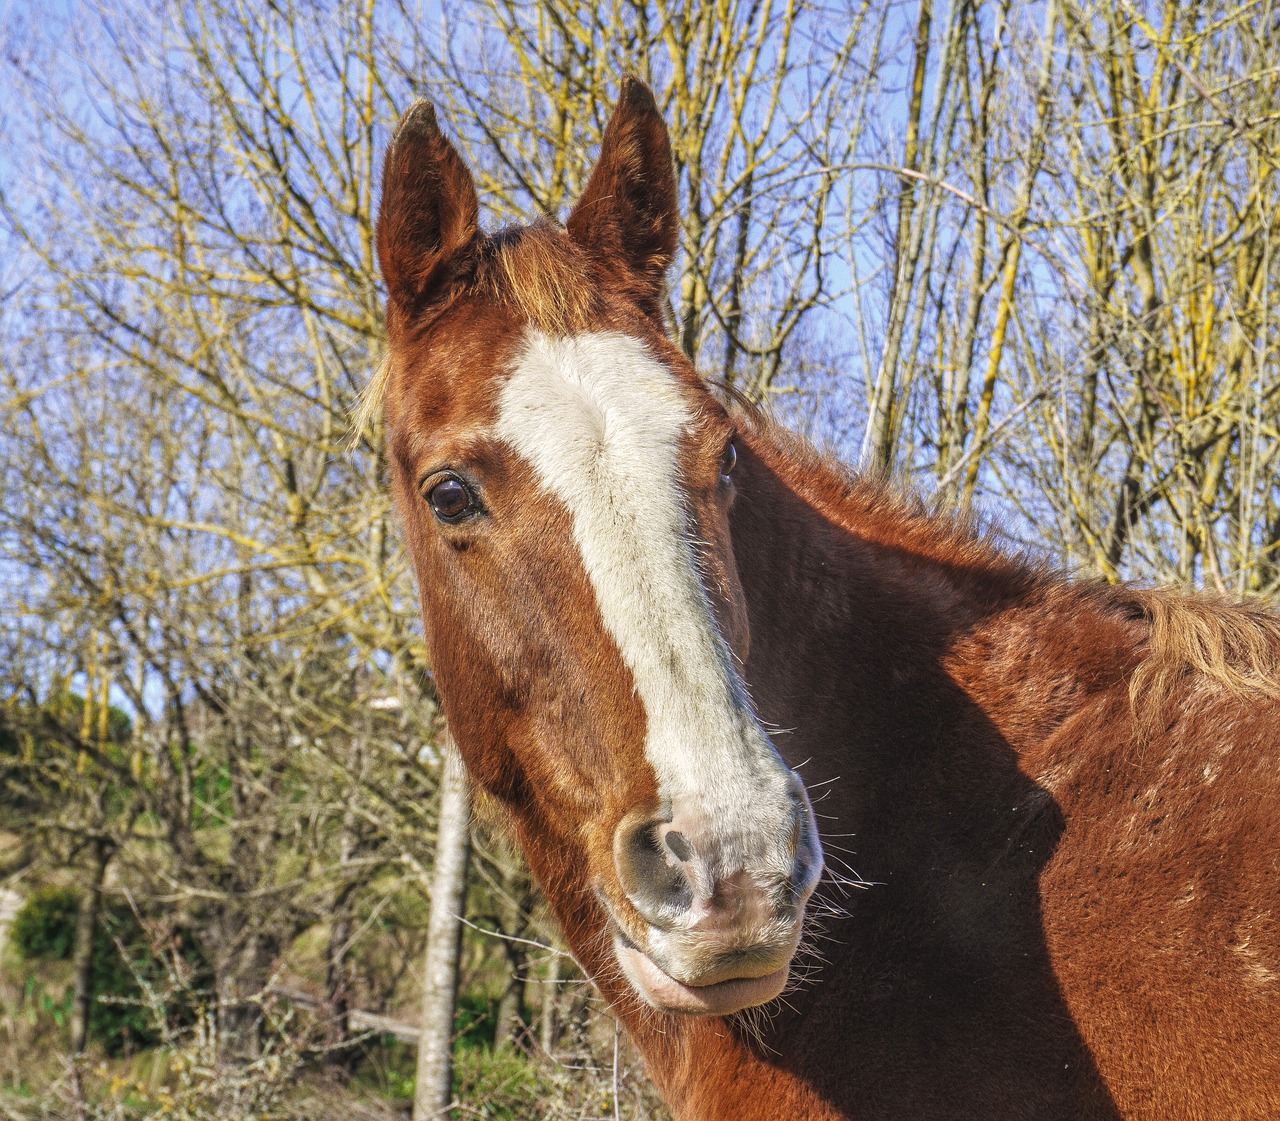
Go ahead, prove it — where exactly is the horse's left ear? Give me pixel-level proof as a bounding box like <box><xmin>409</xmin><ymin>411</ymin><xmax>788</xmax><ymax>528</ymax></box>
<box><xmin>567</xmin><ymin>78</ymin><xmax>678</xmax><ymax>324</ymax></box>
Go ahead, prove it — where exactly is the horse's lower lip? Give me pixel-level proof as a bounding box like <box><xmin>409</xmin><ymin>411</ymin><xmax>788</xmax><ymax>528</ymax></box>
<box><xmin>614</xmin><ymin>937</ymin><xmax>789</xmax><ymax>1015</ymax></box>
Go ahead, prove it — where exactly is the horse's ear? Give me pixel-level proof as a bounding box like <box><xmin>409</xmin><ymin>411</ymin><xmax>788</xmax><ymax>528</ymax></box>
<box><xmin>567</xmin><ymin>78</ymin><xmax>678</xmax><ymax>323</ymax></box>
<box><xmin>377</xmin><ymin>101</ymin><xmax>479</xmax><ymax>317</ymax></box>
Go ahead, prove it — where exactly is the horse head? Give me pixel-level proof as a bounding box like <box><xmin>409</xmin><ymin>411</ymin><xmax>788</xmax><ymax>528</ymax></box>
<box><xmin>376</xmin><ymin>80</ymin><xmax>822</xmax><ymax>1016</ymax></box>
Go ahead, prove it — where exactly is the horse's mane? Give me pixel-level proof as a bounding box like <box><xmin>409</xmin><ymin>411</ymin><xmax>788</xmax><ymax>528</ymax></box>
<box><xmin>727</xmin><ymin>398</ymin><xmax>1023</xmax><ymax>580</ymax></box>
<box><xmin>731</xmin><ymin>399</ymin><xmax>1280</xmax><ymax>718</ymax></box>
<box><xmin>479</xmin><ymin>224</ymin><xmax>602</xmax><ymax>334</ymax></box>
<box><xmin>1128</xmin><ymin>588</ymin><xmax>1280</xmax><ymax>712</ymax></box>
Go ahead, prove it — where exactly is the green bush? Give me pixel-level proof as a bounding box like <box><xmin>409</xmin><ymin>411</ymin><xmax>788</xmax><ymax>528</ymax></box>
<box><xmin>9</xmin><ymin>886</ymin><xmax>210</xmax><ymax>1056</ymax></box>
<box><xmin>452</xmin><ymin>1042</ymin><xmax>565</xmax><ymax>1121</ymax></box>
<box><xmin>454</xmin><ymin>989</ymin><xmax>500</xmax><ymax>1049</ymax></box>
<box><xmin>88</xmin><ymin>906</ymin><xmax>163</xmax><ymax>1055</ymax></box>
<box><xmin>350</xmin><ymin>1036</ymin><xmax>417</xmax><ymax>1102</ymax></box>
<box><xmin>10</xmin><ymin>886</ymin><xmax>80</xmax><ymax>960</ymax></box>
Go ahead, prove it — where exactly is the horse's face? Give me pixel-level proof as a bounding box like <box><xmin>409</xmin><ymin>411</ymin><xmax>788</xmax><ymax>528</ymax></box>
<box><xmin>376</xmin><ymin>83</ymin><xmax>822</xmax><ymax>1016</ymax></box>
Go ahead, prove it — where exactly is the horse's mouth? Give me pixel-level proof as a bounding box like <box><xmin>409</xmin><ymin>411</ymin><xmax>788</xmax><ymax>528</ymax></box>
<box><xmin>611</xmin><ymin>927</ymin><xmax>791</xmax><ymax>1015</ymax></box>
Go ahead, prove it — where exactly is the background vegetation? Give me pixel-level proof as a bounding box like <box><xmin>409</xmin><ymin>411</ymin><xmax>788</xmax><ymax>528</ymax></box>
<box><xmin>0</xmin><ymin>0</ymin><xmax>1276</xmax><ymax>1116</ymax></box>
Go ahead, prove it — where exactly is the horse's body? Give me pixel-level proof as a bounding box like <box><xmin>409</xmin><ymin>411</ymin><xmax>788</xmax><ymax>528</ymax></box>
<box><xmin>700</xmin><ymin>426</ymin><xmax>1280</xmax><ymax>1118</ymax></box>
<box><xmin>373</xmin><ymin>82</ymin><xmax>1280</xmax><ymax>1119</ymax></box>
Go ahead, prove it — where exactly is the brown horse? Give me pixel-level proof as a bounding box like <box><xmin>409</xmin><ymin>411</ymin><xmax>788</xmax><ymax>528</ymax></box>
<box><xmin>371</xmin><ymin>80</ymin><xmax>1280</xmax><ymax>1120</ymax></box>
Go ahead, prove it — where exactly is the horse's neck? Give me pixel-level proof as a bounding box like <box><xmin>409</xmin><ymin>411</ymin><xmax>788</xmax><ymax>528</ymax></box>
<box><xmin>729</xmin><ymin>433</ymin><xmax>973</xmax><ymax>758</ymax></box>
<box><xmin>727</xmin><ymin>430</ymin><xmax>1129</xmax><ymax>805</ymax></box>
<box><xmin>514</xmin><ymin>429</ymin><xmax>1130</xmax><ymax>1120</ymax></box>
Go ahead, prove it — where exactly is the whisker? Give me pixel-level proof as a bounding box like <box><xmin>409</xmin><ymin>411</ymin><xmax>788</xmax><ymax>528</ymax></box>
<box><xmin>804</xmin><ymin>775</ymin><xmax>843</xmax><ymax>789</ymax></box>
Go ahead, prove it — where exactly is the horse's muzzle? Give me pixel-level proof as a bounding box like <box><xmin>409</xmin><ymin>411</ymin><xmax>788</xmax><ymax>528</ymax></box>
<box><xmin>608</xmin><ymin>775</ymin><xmax>822</xmax><ymax>1014</ymax></box>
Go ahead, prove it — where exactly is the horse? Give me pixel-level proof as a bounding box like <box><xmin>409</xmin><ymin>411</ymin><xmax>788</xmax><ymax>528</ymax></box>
<box><xmin>370</xmin><ymin>79</ymin><xmax>1280</xmax><ymax>1120</ymax></box>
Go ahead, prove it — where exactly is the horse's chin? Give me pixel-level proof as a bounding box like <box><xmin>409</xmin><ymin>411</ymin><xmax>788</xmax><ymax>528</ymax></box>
<box><xmin>614</xmin><ymin>936</ymin><xmax>790</xmax><ymax>1016</ymax></box>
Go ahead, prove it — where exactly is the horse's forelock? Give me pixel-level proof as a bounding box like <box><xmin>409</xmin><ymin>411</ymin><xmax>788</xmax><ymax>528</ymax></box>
<box><xmin>483</xmin><ymin>225</ymin><xmax>603</xmax><ymax>336</ymax></box>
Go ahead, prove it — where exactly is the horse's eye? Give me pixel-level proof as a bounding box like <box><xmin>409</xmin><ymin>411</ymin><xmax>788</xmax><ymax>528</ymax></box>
<box><xmin>720</xmin><ymin>441</ymin><xmax>737</xmax><ymax>479</ymax></box>
<box><xmin>427</xmin><ymin>476</ymin><xmax>476</xmax><ymax>522</ymax></box>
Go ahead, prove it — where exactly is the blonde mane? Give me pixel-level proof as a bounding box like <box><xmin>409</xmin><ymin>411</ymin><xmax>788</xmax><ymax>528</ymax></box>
<box><xmin>1130</xmin><ymin>588</ymin><xmax>1280</xmax><ymax>721</ymax></box>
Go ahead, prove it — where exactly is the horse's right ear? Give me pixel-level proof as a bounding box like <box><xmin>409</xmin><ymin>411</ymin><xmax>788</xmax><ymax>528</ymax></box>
<box><xmin>377</xmin><ymin>101</ymin><xmax>479</xmax><ymax>317</ymax></box>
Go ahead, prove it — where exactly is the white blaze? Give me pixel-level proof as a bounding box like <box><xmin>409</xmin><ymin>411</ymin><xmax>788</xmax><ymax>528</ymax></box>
<box><xmin>494</xmin><ymin>330</ymin><xmax>796</xmax><ymax>876</ymax></box>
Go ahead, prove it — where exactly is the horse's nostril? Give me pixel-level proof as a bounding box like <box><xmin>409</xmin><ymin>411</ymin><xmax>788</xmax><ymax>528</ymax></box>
<box><xmin>615</xmin><ymin>815</ymin><xmax>693</xmax><ymax>922</ymax></box>
<box><xmin>614</xmin><ymin>806</ymin><xmax>818</xmax><ymax>931</ymax></box>
<box><xmin>664</xmin><ymin>830</ymin><xmax>693</xmax><ymax>862</ymax></box>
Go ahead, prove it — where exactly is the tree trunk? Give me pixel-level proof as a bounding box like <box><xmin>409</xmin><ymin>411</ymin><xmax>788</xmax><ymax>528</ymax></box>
<box><xmin>215</xmin><ymin>924</ymin><xmax>276</xmax><ymax>1061</ymax></box>
<box><xmin>413</xmin><ymin>741</ymin><xmax>472</xmax><ymax>1120</ymax></box>
<box><xmin>326</xmin><ymin>739</ymin><xmax>366</xmax><ymax>1078</ymax></box>
<box><xmin>538</xmin><ymin>948</ymin><xmax>561</xmax><ymax>1059</ymax></box>
<box><xmin>69</xmin><ymin>837</ymin><xmax>110</xmax><ymax>1054</ymax></box>
<box><xmin>325</xmin><ymin>902</ymin><xmax>356</xmax><ymax>1076</ymax></box>
<box><xmin>492</xmin><ymin>852</ymin><xmax>535</xmax><ymax>1049</ymax></box>
<box><xmin>862</xmin><ymin>0</ymin><xmax>934</xmax><ymax>476</ymax></box>
<box><xmin>493</xmin><ymin>973</ymin><xmax>522</xmax><ymax>1050</ymax></box>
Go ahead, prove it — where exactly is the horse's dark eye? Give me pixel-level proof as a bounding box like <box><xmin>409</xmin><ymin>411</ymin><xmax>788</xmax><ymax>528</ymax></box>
<box><xmin>720</xmin><ymin>442</ymin><xmax>737</xmax><ymax>478</ymax></box>
<box><xmin>427</xmin><ymin>476</ymin><xmax>476</xmax><ymax>522</ymax></box>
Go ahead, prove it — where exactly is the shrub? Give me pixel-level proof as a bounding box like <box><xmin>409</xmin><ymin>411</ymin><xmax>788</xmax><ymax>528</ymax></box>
<box><xmin>9</xmin><ymin>888</ymin><xmax>209</xmax><ymax>1056</ymax></box>
<box><xmin>452</xmin><ymin>1043</ymin><xmax>564</xmax><ymax>1121</ymax></box>
<box><xmin>10</xmin><ymin>887</ymin><xmax>80</xmax><ymax>961</ymax></box>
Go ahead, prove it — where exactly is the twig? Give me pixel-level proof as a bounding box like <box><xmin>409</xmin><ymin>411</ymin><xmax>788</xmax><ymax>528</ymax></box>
<box><xmin>612</xmin><ymin>1019</ymin><xmax>622</xmax><ymax>1121</ymax></box>
<box><xmin>456</xmin><ymin>914</ymin><xmax>576</xmax><ymax>958</ymax></box>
